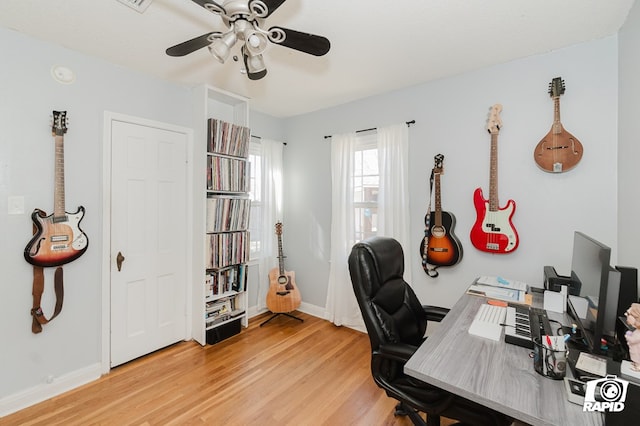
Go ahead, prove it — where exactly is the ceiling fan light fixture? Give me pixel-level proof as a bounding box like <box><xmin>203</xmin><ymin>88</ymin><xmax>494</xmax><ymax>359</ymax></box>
<box><xmin>245</xmin><ymin>31</ymin><xmax>268</xmax><ymax>55</ymax></box>
<box><xmin>208</xmin><ymin>31</ymin><xmax>237</xmax><ymax>63</ymax></box>
<box><xmin>246</xmin><ymin>53</ymin><xmax>266</xmax><ymax>74</ymax></box>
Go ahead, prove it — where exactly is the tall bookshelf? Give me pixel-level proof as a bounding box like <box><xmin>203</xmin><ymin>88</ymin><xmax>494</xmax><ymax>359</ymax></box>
<box><xmin>192</xmin><ymin>85</ymin><xmax>250</xmax><ymax>346</ymax></box>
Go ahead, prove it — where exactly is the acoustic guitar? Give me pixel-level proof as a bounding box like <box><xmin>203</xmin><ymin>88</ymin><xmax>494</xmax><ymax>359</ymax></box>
<box><xmin>24</xmin><ymin>111</ymin><xmax>89</xmax><ymax>267</ymax></box>
<box><xmin>266</xmin><ymin>222</ymin><xmax>301</xmax><ymax>313</ymax></box>
<box><xmin>534</xmin><ymin>77</ymin><xmax>583</xmax><ymax>173</ymax></box>
<box><xmin>420</xmin><ymin>154</ymin><xmax>463</xmax><ymax>271</ymax></box>
<box><xmin>470</xmin><ymin>104</ymin><xmax>519</xmax><ymax>254</ymax></box>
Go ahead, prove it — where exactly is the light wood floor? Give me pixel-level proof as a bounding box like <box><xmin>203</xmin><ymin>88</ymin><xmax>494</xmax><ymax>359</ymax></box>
<box><xmin>2</xmin><ymin>312</ymin><xmax>456</xmax><ymax>426</ymax></box>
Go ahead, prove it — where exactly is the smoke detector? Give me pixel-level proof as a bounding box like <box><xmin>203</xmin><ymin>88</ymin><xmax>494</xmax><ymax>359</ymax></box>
<box><xmin>116</xmin><ymin>0</ymin><xmax>153</xmax><ymax>13</ymax></box>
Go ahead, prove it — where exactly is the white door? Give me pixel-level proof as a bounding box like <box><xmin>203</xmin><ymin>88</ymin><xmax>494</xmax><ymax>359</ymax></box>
<box><xmin>110</xmin><ymin>119</ymin><xmax>188</xmax><ymax>367</ymax></box>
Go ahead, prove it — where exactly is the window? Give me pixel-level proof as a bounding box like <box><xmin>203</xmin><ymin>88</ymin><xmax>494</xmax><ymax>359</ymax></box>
<box><xmin>248</xmin><ymin>143</ymin><xmax>262</xmax><ymax>260</ymax></box>
<box><xmin>353</xmin><ymin>133</ymin><xmax>379</xmax><ymax>243</ymax></box>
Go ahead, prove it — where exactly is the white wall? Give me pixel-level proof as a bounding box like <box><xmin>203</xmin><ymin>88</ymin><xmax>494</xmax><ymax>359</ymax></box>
<box><xmin>282</xmin><ymin>36</ymin><xmax>621</xmax><ymax>310</ymax></box>
<box><xmin>1</xmin><ymin>6</ymin><xmax>637</xmax><ymax>414</ymax></box>
<box><xmin>618</xmin><ymin>1</ymin><xmax>640</xmax><ymax>268</ymax></box>
<box><xmin>0</xmin><ymin>27</ymin><xmax>192</xmax><ymax>410</ymax></box>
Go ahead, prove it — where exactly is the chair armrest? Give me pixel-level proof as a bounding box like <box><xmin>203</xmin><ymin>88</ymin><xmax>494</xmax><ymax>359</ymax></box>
<box><xmin>422</xmin><ymin>305</ymin><xmax>449</xmax><ymax>322</ymax></box>
<box><xmin>376</xmin><ymin>343</ymin><xmax>419</xmax><ymax>363</ymax></box>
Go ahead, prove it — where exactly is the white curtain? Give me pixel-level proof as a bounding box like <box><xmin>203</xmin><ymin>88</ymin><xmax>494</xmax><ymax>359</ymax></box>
<box><xmin>325</xmin><ymin>123</ymin><xmax>411</xmax><ymax>330</ymax></box>
<box><xmin>377</xmin><ymin>123</ymin><xmax>413</xmax><ymax>284</ymax></box>
<box><xmin>256</xmin><ymin>138</ymin><xmax>284</xmax><ymax>311</ymax></box>
<box><xmin>326</xmin><ymin>131</ymin><xmax>363</xmax><ymax>330</ymax></box>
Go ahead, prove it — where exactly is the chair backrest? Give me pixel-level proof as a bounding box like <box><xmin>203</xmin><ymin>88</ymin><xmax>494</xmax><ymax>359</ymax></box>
<box><xmin>348</xmin><ymin>236</ymin><xmax>427</xmax><ymax>350</ymax></box>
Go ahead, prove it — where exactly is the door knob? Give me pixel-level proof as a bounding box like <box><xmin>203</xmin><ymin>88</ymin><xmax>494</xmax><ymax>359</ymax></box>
<box><xmin>116</xmin><ymin>251</ymin><xmax>125</xmax><ymax>271</ymax></box>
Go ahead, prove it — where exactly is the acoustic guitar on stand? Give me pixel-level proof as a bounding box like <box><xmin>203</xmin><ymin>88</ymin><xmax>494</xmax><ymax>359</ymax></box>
<box><xmin>24</xmin><ymin>111</ymin><xmax>89</xmax><ymax>267</ymax></box>
<box><xmin>534</xmin><ymin>77</ymin><xmax>583</xmax><ymax>173</ymax></box>
<box><xmin>266</xmin><ymin>222</ymin><xmax>301</xmax><ymax>313</ymax></box>
<box><xmin>420</xmin><ymin>154</ymin><xmax>463</xmax><ymax>271</ymax></box>
<box><xmin>470</xmin><ymin>104</ymin><xmax>519</xmax><ymax>254</ymax></box>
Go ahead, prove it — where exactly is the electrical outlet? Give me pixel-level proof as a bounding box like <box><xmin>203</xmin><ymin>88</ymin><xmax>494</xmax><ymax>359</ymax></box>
<box><xmin>8</xmin><ymin>196</ymin><xmax>24</xmax><ymax>215</ymax></box>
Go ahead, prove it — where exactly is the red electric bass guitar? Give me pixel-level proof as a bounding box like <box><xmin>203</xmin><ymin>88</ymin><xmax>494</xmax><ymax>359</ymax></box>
<box><xmin>24</xmin><ymin>111</ymin><xmax>89</xmax><ymax>267</ymax></box>
<box><xmin>470</xmin><ymin>104</ymin><xmax>519</xmax><ymax>254</ymax></box>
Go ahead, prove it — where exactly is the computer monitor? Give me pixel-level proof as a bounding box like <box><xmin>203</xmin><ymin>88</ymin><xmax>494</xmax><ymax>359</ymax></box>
<box><xmin>566</xmin><ymin>231</ymin><xmax>620</xmax><ymax>354</ymax></box>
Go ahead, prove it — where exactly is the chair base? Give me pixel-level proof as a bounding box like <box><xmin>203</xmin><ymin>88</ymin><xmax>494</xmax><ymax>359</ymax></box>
<box><xmin>395</xmin><ymin>402</ymin><xmax>438</xmax><ymax>426</ymax></box>
<box><xmin>259</xmin><ymin>311</ymin><xmax>304</xmax><ymax>327</ymax></box>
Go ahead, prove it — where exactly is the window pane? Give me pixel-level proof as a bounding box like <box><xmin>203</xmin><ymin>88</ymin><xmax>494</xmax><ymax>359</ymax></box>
<box><xmin>362</xmin><ymin>149</ymin><xmax>378</xmax><ymax>175</ymax></box>
<box><xmin>248</xmin><ymin>145</ymin><xmax>262</xmax><ymax>259</ymax></box>
<box><xmin>354</xmin><ymin>206</ymin><xmax>378</xmax><ymax>243</ymax></box>
<box><xmin>249</xmin><ymin>204</ymin><xmax>262</xmax><ymax>258</ymax></box>
<box><xmin>362</xmin><ymin>176</ymin><xmax>378</xmax><ymax>202</ymax></box>
<box><xmin>248</xmin><ymin>153</ymin><xmax>261</xmax><ymax>203</ymax></box>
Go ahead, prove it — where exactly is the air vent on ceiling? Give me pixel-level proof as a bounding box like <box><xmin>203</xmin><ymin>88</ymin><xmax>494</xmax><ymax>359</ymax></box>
<box><xmin>116</xmin><ymin>0</ymin><xmax>153</xmax><ymax>13</ymax></box>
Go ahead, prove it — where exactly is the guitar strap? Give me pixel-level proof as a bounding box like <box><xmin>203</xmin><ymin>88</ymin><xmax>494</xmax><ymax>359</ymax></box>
<box><xmin>421</xmin><ymin>166</ymin><xmax>440</xmax><ymax>278</ymax></box>
<box><xmin>31</xmin><ymin>265</ymin><xmax>64</xmax><ymax>334</ymax></box>
<box><xmin>28</xmin><ymin>219</ymin><xmax>64</xmax><ymax>333</ymax></box>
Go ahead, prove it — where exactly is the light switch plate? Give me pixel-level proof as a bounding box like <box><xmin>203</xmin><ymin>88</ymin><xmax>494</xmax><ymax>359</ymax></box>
<box><xmin>8</xmin><ymin>196</ymin><xmax>25</xmax><ymax>215</ymax></box>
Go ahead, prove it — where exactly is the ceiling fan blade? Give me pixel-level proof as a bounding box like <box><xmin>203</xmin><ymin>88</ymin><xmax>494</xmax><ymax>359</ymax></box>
<box><xmin>190</xmin><ymin>0</ymin><xmax>226</xmax><ymax>15</ymax></box>
<box><xmin>268</xmin><ymin>27</ymin><xmax>330</xmax><ymax>56</ymax></box>
<box><xmin>249</xmin><ymin>0</ymin><xmax>287</xmax><ymax>18</ymax></box>
<box><xmin>166</xmin><ymin>32</ymin><xmax>220</xmax><ymax>57</ymax></box>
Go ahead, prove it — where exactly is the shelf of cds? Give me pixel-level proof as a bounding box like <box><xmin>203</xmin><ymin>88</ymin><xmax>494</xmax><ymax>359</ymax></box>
<box><xmin>192</xmin><ymin>85</ymin><xmax>250</xmax><ymax>346</ymax></box>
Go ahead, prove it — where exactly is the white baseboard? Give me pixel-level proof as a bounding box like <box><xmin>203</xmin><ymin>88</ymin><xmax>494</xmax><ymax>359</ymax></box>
<box><xmin>0</xmin><ymin>363</ymin><xmax>102</xmax><ymax>418</ymax></box>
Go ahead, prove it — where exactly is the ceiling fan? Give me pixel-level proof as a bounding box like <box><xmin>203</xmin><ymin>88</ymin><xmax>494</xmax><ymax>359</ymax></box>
<box><xmin>166</xmin><ymin>0</ymin><xmax>331</xmax><ymax>80</ymax></box>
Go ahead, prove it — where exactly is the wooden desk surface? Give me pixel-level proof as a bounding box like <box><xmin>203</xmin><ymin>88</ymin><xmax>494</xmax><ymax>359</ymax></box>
<box><xmin>404</xmin><ymin>293</ymin><xmax>604</xmax><ymax>426</ymax></box>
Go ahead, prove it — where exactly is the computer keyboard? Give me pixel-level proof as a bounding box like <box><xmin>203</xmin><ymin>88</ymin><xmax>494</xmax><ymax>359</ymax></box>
<box><xmin>468</xmin><ymin>303</ymin><xmax>507</xmax><ymax>341</ymax></box>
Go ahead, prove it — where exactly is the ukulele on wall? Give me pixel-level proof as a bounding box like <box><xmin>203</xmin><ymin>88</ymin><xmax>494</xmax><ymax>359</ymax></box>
<box><xmin>470</xmin><ymin>104</ymin><xmax>519</xmax><ymax>254</ymax></box>
<box><xmin>266</xmin><ymin>222</ymin><xmax>301</xmax><ymax>313</ymax></box>
<box><xmin>420</xmin><ymin>154</ymin><xmax>463</xmax><ymax>275</ymax></box>
<box><xmin>24</xmin><ymin>111</ymin><xmax>89</xmax><ymax>267</ymax></box>
<box><xmin>534</xmin><ymin>77</ymin><xmax>583</xmax><ymax>173</ymax></box>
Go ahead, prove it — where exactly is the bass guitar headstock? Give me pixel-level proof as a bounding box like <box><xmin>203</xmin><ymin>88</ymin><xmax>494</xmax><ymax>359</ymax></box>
<box><xmin>51</xmin><ymin>110</ymin><xmax>68</xmax><ymax>136</ymax></box>
<box><xmin>548</xmin><ymin>77</ymin><xmax>566</xmax><ymax>98</ymax></box>
<box><xmin>486</xmin><ymin>104</ymin><xmax>502</xmax><ymax>135</ymax></box>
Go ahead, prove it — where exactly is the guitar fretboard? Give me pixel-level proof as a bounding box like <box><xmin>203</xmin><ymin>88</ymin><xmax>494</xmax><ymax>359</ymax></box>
<box><xmin>552</xmin><ymin>97</ymin><xmax>562</xmax><ymax>134</ymax></box>
<box><xmin>433</xmin><ymin>173</ymin><xmax>442</xmax><ymax>227</ymax></box>
<box><xmin>488</xmin><ymin>133</ymin><xmax>499</xmax><ymax>212</ymax></box>
<box><xmin>54</xmin><ymin>135</ymin><xmax>66</xmax><ymax>221</ymax></box>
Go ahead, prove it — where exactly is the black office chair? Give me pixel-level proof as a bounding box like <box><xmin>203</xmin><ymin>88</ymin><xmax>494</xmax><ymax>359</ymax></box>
<box><xmin>348</xmin><ymin>236</ymin><xmax>511</xmax><ymax>426</ymax></box>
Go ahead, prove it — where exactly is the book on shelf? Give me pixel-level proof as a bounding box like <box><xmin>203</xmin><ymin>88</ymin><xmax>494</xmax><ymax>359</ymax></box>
<box><xmin>205</xmin><ymin>264</ymin><xmax>247</xmax><ymax>297</ymax></box>
<box><xmin>205</xmin><ymin>231</ymin><xmax>249</xmax><ymax>269</ymax></box>
<box><xmin>206</xmin><ymin>196</ymin><xmax>250</xmax><ymax>232</ymax></box>
<box><xmin>207</xmin><ymin>118</ymin><xmax>250</xmax><ymax>158</ymax></box>
<box><xmin>206</xmin><ymin>156</ymin><xmax>249</xmax><ymax>192</ymax></box>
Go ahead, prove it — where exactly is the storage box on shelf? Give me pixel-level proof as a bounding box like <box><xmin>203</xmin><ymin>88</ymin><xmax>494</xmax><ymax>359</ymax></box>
<box><xmin>192</xmin><ymin>85</ymin><xmax>250</xmax><ymax>346</ymax></box>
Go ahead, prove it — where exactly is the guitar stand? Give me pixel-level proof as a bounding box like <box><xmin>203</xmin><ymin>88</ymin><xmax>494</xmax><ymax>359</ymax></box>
<box><xmin>259</xmin><ymin>312</ymin><xmax>304</xmax><ymax>327</ymax></box>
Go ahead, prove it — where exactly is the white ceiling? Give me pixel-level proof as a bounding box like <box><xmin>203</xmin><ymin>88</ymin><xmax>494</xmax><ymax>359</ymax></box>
<box><xmin>0</xmin><ymin>0</ymin><xmax>635</xmax><ymax>118</ymax></box>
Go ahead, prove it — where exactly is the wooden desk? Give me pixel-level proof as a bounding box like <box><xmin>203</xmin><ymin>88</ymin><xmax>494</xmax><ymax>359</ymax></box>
<box><xmin>404</xmin><ymin>293</ymin><xmax>604</xmax><ymax>426</ymax></box>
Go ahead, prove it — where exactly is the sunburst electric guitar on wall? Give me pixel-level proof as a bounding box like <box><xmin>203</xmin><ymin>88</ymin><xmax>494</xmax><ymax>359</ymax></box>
<box><xmin>24</xmin><ymin>111</ymin><xmax>89</xmax><ymax>267</ymax></box>
<box><xmin>266</xmin><ymin>222</ymin><xmax>301</xmax><ymax>314</ymax></box>
<box><xmin>420</xmin><ymin>154</ymin><xmax>463</xmax><ymax>272</ymax></box>
<box><xmin>534</xmin><ymin>77</ymin><xmax>583</xmax><ymax>173</ymax></box>
<box><xmin>470</xmin><ymin>104</ymin><xmax>519</xmax><ymax>254</ymax></box>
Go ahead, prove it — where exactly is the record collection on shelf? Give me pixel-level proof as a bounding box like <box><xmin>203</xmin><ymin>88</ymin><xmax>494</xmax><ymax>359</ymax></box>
<box><xmin>202</xmin><ymin>111</ymin><xmax>251</xmax><ymax>343</ymax></box>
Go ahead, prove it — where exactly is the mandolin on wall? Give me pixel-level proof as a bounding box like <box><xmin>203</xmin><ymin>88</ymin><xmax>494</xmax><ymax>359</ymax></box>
<box><xmin>534</xmin><ymin>77</ymin><xmax>583</xmax><ymax>173</ymax></box>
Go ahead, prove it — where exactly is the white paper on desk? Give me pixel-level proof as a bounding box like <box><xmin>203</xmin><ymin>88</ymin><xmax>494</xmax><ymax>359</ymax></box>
<box><xmin>476</xmin><ymin>276</ymin><xmax>529</xmax><ymax>292</ymax></box>
<box><xmin>467</xmin><ymin>284</ymin><xmax>525</xmax><ymax>303</ymax></box>
<box><xmin>575</xmin><ymin>352</ymin><xmax>607</xmax><ymax>377</ymax></box>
